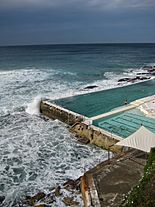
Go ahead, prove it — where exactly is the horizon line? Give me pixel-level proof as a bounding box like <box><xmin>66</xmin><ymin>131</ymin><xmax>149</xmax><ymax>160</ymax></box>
<box><xmin>0</xmin><ymin>42</ymin><xmax>155</xmax><ymax>47</ymax></box>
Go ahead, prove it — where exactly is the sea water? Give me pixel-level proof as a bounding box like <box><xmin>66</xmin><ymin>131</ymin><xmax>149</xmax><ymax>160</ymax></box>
<box><xmin>0</xmin><ymin>43</ymin><xmax>155</xmax><ymax>206</ymax></box>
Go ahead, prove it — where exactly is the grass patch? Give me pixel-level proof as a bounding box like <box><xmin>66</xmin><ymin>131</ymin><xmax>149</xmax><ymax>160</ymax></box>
<box><xmin>122</xmin><ymin>148</ymin><xmax>155</xmax><ymax>207</ymax></box>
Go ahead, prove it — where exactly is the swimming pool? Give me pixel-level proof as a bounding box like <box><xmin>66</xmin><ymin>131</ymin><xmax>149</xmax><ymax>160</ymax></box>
<box><xmin>54</xmin><ymin>80</ymin><xmax>155</xmax><ymax>117</ymax></box>
<box><xmin>93</xmin><ymin>109</ymin><xmax>155</xmax><ymax>138</ymax></box>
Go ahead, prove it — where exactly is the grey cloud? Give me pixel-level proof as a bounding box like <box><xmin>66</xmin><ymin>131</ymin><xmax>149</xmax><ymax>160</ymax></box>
<box><xmin>0</xmin><ymin>0</ymin><xmax>155</xmax><ymax>10</ymax></box>
<box><xmin>0</xmin><ymin>0</ymin><xmax>154</xmax><ymax>45</ymax></box>
<box><xmin>87</xmin><ymin>0</ymin><xmax>155</xmax><ymax>10</ymax></box>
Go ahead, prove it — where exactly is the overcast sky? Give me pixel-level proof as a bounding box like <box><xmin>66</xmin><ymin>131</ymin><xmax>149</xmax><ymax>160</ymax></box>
<box><xmin>0</xmin><ymin>0</ymin><xmax>155</xmax><ymax>45</ymax></box>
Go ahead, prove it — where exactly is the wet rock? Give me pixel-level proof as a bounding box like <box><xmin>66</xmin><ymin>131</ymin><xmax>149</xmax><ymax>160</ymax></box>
<box><xmin>84</xmin><ymin>85</ymin><xmax>98</xmax><ymax>90</ymax></box>
<box><xmin>35</xmin><ymin>204</ymin><xmax>50</xmax><ymax>207</ymax></box>
<box><xmin>135</xmin><ymin>76</ymin><xmax>150</xmax><ymax>81</ymax></box>
<box><xmin>63</xmin><ymin>178</ymin><xmax>81</xmax><ymax>190</ymax></box>
<box><xmin>44</xmin><ymin>194</ymin><xmax>56</xmax><ymax>204</ymax></box>
<box><xmin>34</xmin><ymin>192</ymin><xmax>46</xmax><ymax>200</ymax></box>
<box><xmin>0</xmin><ymin>195</ymin><xmax>5</xmax><ymax>204</ymax></box>
<box><xmin>25</xmin><ymin>197</ymin><xmax>36</xmax><ymax>206</ymax></box>
<box><xmin>118</xmin><ymin>76</ymin><xmax>150</xmax><ymax>83</ymax></box>
<box><xmin>75</xmin><ymin>136</ymin><xmax>90</xmax><ymax>144</ymax></box>
<box><xmin>147</xmin><ymin>68</ymin><xmax>155</xmax><ymax>73</ymax></box>
<box><xmin>25</xmin><ymin>192</ymin><xmax>46</xmax><ymax>206</ymax></box>
<box><xmin>63</xmin><ymin>197</ymin><xmax>79</xmax><ymax>206</ymax></box>
<box><xmin>118</xmin><ymin>78</ymin><xmax>131</xmax><ymax>82</ymax></box>
<box><xmin>54</xmin><ymin>186</ymin><xmax>62</xmax><ymax>197</ymax></box>
<box><xmin>5</xmin><ymin>165</ymin><xmax>10</xmax><ymax>171</ymax></box>
<box><xmin>64</xmin><ymin>179</ymin><xmax>76</xmax><ymax>187</ymax></box>
<box><xmin>148</xmin><ymin>69</ymin><xmax>155</xmax><ymax>75</ymax></box>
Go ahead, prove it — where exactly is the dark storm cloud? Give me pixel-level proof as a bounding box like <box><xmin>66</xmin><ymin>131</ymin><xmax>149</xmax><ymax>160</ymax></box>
<box><xmin>1</xmin><ymin>0</ymin><xmax>155</xmax><ymax>10</ymax></box>
<box><xmin>0</xmin><ymin>0</ymin><xmax>155</xmax><ymax>45</ymax></box>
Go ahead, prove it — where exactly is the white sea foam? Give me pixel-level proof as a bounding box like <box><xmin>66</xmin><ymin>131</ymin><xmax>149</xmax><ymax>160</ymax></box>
<box><xmin>0</xmin><ymin>67</ymin><xmax>108</xmax><ymax>206</ymax></box>
<box><xmin>0</xmin><ymin>112</ymin><xmax>108</xmax><ymax>206</ymax></box>
<box><xmin>0</xmin><ymin>66</ymin><xmax>150</xmax><ymax>115</ymax></box>
<box><xmin>0</xmin><ymin>68</ymin><xmax>82</xmax><ymax>116</ymax></box>
<box><xmin>80</xmin><ymin>66</ymin><xmax>153</xmax><ymax>94</ymax></box>
<box><xmin>26</xmin><ymin>96</ymin><xmax>42</xmax><ymax>115</ymax></box>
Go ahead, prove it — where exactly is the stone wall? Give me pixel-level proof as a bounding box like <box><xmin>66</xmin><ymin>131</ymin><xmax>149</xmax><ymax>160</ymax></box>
<box><xmin>40</xmin><ymin>100</ymin><xmax>123</xmax><ymax>153</ymax></box>
<box><xmin>40</xmin><ymin>100</ymin><xmax>84</xmax><ymax>126</ymax></box>
<box><xmin>71</xmin><ymin>122</ymin><xmax>123</xmax><ymax>153</ymax></box>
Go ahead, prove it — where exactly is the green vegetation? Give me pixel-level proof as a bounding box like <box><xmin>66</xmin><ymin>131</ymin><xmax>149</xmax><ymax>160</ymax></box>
<box><xmin>122</xmin><ymin>148</ymin><xmax>155</xmax><ymax>207</ymax></box>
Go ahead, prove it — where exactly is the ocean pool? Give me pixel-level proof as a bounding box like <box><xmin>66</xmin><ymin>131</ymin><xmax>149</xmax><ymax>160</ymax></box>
<box><xmin>93</xmin><ymin>109</ymin><xmax>155</xmax><ymax>138</ymax></box>
<box><xmin>54</xmin><ymin>79</ymin><xmax>155</xmax><ymax>118</ymax></box>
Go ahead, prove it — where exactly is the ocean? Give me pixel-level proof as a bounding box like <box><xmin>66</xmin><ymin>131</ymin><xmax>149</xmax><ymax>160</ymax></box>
<box><xmin>0</xmin><ymin>43</ymin><xmax>155</xmax><ymax>206</ymax></box>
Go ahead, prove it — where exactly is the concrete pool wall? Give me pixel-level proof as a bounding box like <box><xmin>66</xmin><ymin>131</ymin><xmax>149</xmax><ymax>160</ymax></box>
<box><xmin>40</xmin><ymin>100</ymin><xmax>124</xmax><ymax>153</ymax></box>
<box><xmin>40</xmin><ymin>80</ymin><xmax>155</xmax><ymax>153</ymax></box>
<box><xmin>40</xmin><ymin>100</ymin><xmax>85</xmax><ymax>125</ymax></box>
<box><xmin>70</xmin><ymin>122</ymin><xmax>123</xmax><ymax>153</ymax></box>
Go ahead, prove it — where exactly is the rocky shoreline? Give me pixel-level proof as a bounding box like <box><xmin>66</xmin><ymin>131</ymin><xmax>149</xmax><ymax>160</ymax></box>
<box><xmin>25</xmin><ymin>178</ymin><xmax>82</xmax><ymax>207</ymax></box>
<box><xmin>83</xmin><ymin>65</ymin><xmax>155</xmax><ymax>90</ymax></box>
<box><xmin>117</xmin><ymin>66</ymin><xmax>155</xmax><ymax>83</ymax></box>
<box><xmin>0</xmin><ymin>178</ymin><xmax>82</xmax><ymax>207</ymax></box>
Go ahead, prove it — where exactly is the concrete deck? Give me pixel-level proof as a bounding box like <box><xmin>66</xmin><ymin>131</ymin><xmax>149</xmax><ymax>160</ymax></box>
<box><xmin>90</xmin><ymin>94</ymin><xmax>155</xmax><ymax>122</ymax></box>
<box><xmin>81</xmin><ymin>150</ymin><xmax>146</xmax><ymax>207</ymax></box>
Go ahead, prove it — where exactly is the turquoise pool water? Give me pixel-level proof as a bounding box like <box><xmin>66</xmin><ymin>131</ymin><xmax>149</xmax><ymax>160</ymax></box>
<box><xmin>54</xmin><ymin>80</ymin><xmax>155</xmax><ymax>117</ymax></box>
<box><xmin>93</xmin><ymin>109</ymin><xmax>155</xmax><ymax>138</ymax></box>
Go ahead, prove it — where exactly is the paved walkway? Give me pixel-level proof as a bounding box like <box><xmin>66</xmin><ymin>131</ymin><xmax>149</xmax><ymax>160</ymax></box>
<box><xmin>82</xmin><ymin>150</ymin><xmax>146</xmax><ymax>207</ymax></box>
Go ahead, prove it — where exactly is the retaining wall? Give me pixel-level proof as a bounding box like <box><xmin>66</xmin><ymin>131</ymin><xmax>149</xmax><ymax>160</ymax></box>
<box><xmin>70</xmin><ymin>122</ymin><xmax>123</xmax><ymax>153</ymax></box>
<box><xmin>40</xmin><ymin>100</ymin><xmax>84</xmax><ymax>125</ymax></box>
<box><xmin>40</xmin><ymin>100</ymin><xmax>123</xmax><ymax>153</ymax></box>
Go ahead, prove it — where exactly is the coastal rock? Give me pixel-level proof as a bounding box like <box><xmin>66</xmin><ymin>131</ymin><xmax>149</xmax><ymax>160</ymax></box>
<box><xmin>148</xmin><ymin>70</ymin><xmax>155</xmax><ymax>75</ymax></box>
<box><xmin>147</xmin><ymin>68</ymin><xmax>155</xmax><ymax>73</ymax></box>
<box><xmin>118</xmin><ymin>78</ymin><xmax>131</xmax><ymax>82</ymax></box>
<box><xmin>26</xmin><ymin>192</ymin><xmax>46</xmax><ymax>206</ymax></box>
<box><xmin>131</xmin><ymin>76</ymin><xmax>150</xmax><ymax>81</ymax></box>
<box><xmin>43</xmin><ymin>194</ymin><xmax>56</xmax><ymax>204</ymax></box>
<box><xmin>142</xmin><ymin>65</ymin><xmax>155</xmax><ymax>74</ymax></box>
<box><xmin>75</xmin><ymin>136</ymin><xmax>90</xmax><ymax>144</ymax></box>
<box><xmin>63</xmin><ymin>197</ymin><xmax>79</xmax><ymax>206</ymax></box>
<box><xmin>25</xmin><ymin>196</ymin><xmax>36</xmax><ymax>206</ymax></box>
<box><xmin>118</xmin><ymin>76</ymin><xmax>150</xmax><ymax>83</ymax></box>
<box><xmin>141</xmin><ymin>76</ymin><xmax>151</xmax><ymax>80</ymax></box>
<box><xmin>84</xmin><ymin>85</ymin><xmax>98</xmax><ymax>90</ymax></box>
<box><xmin>54</xmin><ymin>186</ymin><xmax>62</xmax><ymax>197</ymax></box>
<box><xmin>0</xmin><ymin>195</ymin><xmax>5</xmax><ymax>204</ymax></box>
<box><xmin>32</xmin><ymin>192</ymin><xmax>46</xmax><ymax>201</ymax></box>
<box><xmin>63</xmin><ymin>178</ymin><xmax>81</xmax><ymax>190</ymax></box>
<box><xmin>35</xmin><ymin>204</ymin><xmax>49</xmax><ymax>207</ymax></box>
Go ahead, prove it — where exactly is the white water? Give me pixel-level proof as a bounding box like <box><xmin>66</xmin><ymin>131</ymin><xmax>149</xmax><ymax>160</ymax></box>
<box><xmin>26</xmin><ymin>96</ymin><xmax>42</xmax><ymax>115</ymax></box>
<box><xmin>0</xmin><ymin>68</ymin><xmax>107</xmax><ymax>206</ymax></box>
